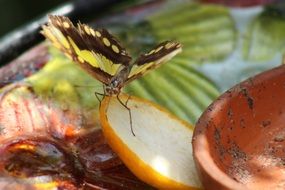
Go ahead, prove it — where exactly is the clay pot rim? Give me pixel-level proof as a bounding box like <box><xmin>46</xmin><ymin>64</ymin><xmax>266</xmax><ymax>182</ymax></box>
<box><xmin>192</xmin><ymin>77</ymin><xmax>246</xmax><ymax>189</ymax></box>
<box><xmin>193</xmin><ymin>134</ymin><xmax>247</xmax><ymax>189</ymax></box>
<box><xmin>192</xmin><ymin>65</ymin><xmax>285</xmax><ymax>189</ymax></box>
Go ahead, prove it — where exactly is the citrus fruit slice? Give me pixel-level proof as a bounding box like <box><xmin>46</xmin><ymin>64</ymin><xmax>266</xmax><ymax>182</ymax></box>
<box><xmin>99</xmin><ymin>94</ymin><xmax>202</xmax><ymax>189</ymax></box>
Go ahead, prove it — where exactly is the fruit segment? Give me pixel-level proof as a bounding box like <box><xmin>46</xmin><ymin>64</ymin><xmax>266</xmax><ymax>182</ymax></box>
<box><xmin>100</xmin><ymin>95</ymin><xmax>202</xmax><ymax>189</ymax></box>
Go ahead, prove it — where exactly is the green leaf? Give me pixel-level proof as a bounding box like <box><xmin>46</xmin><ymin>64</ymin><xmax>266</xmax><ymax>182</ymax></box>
<box><xmin>147</xmin><ymin>3</ymin><xmax>237</xmax><ymax>62</ymax></box>
<box><xmin>27</xmin><ymin>47</ymin><xmax>101</xmax><ymax>109</ymax></box>
<box><xmin>243</xmin><ymin>9</ymin><xmax>285</xmax><ymax>61</ymax></box>
<box><xmin>125</xmin><ymin>61</ymin><xmax>219</xmax><ymax>123</ymax></box>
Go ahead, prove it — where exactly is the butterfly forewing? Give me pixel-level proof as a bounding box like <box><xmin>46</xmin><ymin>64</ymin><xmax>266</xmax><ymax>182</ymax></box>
<box><xmin>77</xmin><ymin>24</ymin><xmax>131</xmax><ymax>65</ymax></box>
<box><xmin>41</xmin><ymin>15</ymin><xmax>131</xmax><ymax>84</ymax></box>
<box><xmin>127</xmin><ymin>41</ymin><xmax>182</xmax><ymax>83</ymax></box>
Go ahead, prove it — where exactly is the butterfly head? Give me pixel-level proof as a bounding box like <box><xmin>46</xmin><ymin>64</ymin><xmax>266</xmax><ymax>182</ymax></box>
<box><xmin>105</xmin><ymin>78</ymin><xmax>122</xmax><ymax>96</ymax></box>
<box><xmin>105</xmin><ymin>65</ymin><xmax>131</xmax><ymax>96</ymax></box>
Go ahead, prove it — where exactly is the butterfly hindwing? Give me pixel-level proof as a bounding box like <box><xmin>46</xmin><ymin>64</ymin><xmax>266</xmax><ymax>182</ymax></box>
<box><xmin>127</xmin><ymin>41</ymin><xmax>182</xmax><ymax>83</ymax></box>
<box><xmin>41</xmin><ymin>15</ymin><xmax>131</xmax><ymax>84</ymax></box>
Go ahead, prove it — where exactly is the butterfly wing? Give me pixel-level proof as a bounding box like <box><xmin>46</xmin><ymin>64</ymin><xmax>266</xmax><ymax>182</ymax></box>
<box><xmin>126</xmin><ymin>41</ymin><xmax>182</xmax><ymax>84</ymax></box>
<box><xmin>41</xmin><ymin>15</ymin><xmax>131</xmax><ymax>84</ymax></box>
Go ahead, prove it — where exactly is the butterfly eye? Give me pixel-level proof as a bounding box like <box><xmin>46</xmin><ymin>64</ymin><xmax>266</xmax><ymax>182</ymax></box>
<box><xmin>110</xmin><ymin>79</ymin><xmax>119</xmax><ymax>88</ymax></box>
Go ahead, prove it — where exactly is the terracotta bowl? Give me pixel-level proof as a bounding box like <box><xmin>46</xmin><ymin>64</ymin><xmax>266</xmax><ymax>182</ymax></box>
<box><xmin>193</xmin><ymin>65</ymin><xmax>285</xmax><ymax>190</ymax></box>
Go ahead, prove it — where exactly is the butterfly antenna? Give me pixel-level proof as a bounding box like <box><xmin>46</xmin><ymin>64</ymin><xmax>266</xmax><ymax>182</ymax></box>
<box><xmin>117</xmin><ymin>94</ymin><xmax>135</xmax><ymax>136</ymax></box>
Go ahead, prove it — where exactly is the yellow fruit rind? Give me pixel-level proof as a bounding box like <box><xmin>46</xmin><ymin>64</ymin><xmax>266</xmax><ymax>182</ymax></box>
<box><xmin>99</xmin><ymin>95</ymin><xmax>200</xmax><ymax>190</ymax></box>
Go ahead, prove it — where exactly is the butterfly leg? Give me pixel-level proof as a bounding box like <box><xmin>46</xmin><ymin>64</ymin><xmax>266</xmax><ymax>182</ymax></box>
<box><xmin>116</xmin><ymin>94</ymin><xmax>135</xmax><ymax>137</ymax></box>
<box><xmin>95</xmin><ymin>91</ymin><xmax>105</xmax><ymax>108</ymax></box>
<box><xmin>94</xmin><ymin>85</ymin><xmax>107</xmax><ymax>107</ymax></box>
<box><xmin>125</xmin><ymin>94</ymin><xmax>131</xmax><ymax>106</ymax></box>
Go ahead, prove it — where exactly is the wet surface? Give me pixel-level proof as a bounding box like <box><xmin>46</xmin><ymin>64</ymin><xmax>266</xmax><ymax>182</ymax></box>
<box><xmin>0</xmin><ymin>44</ymin><xmax>153</xmax><ymax>189</ymax></box>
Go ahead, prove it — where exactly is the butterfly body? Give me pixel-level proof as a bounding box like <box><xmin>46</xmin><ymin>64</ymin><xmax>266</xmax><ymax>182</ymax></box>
<box><xmin>41</xmin><ymin>15</ymin><xmax>182</xmax><ymax>96</ymax></box>
<box><xmin>105</xmin><ymin>65</ymin><xmax>131</xmax><ymax>95</ymax></box>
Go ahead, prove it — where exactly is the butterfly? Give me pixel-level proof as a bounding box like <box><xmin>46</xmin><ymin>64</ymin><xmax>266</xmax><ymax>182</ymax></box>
<box><xmin>41</xmin><ymin>15</ymin><xmax>182</xmax><ymax>135</ymax></box>
<box><xmin>41</xmin><ymin>15</ymin><xmax>182</xmax><ymax>96</ymax></box>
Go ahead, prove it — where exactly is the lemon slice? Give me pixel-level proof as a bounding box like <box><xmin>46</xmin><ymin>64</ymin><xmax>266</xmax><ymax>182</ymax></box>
<box><xmin>100</xmin><ymin>94</ymin><xmax>202</xmax><ymax>189</ymax></box>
